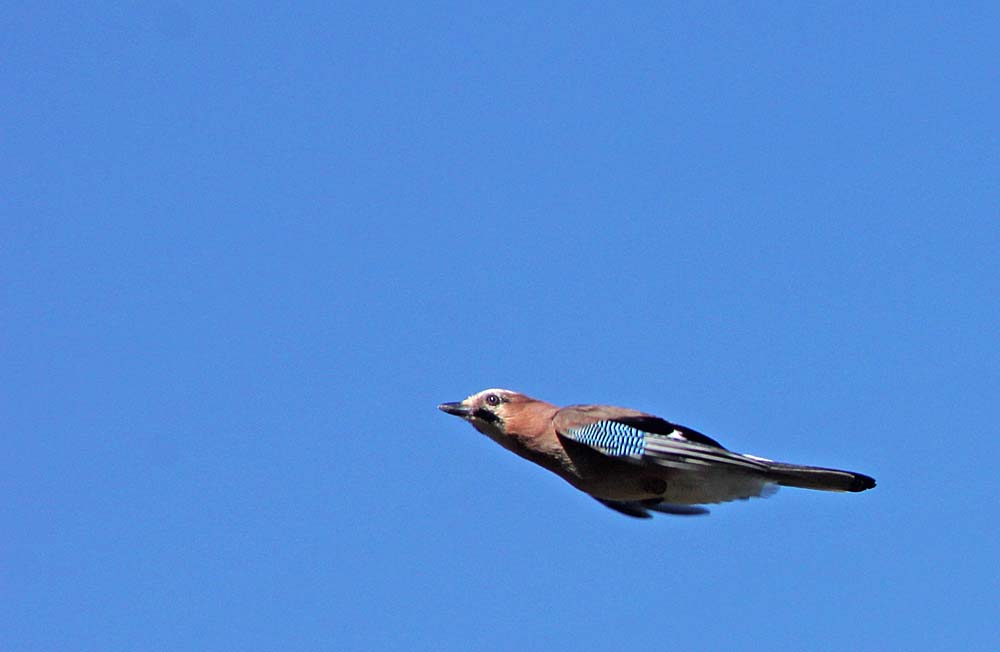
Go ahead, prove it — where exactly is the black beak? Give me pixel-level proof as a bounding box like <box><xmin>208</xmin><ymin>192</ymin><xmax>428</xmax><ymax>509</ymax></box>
<box><xmin>438</xmin><ymin>401</ymin><xmax>472</xmax><ymax>418</ymax></box>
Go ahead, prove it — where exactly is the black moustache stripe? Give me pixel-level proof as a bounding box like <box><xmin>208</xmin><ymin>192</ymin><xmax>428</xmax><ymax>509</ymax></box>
<box><xmin>473</xmin><ymin>408</ymin><xmax>500</xmax><ymax>424</ymax></box>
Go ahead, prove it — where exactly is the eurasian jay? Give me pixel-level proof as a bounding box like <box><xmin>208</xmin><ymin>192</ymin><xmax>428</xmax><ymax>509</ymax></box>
<box><xmin>439</xmin><ymin>388</ymin><xmax>875</xmax><ymax>517</ymax></box>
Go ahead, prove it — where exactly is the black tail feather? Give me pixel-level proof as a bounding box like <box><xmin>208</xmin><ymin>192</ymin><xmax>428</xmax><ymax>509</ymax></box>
<box><xmin>765</xmin><ymin>462</ymin><xmax>876</xmax><ymax>493</ymax></box>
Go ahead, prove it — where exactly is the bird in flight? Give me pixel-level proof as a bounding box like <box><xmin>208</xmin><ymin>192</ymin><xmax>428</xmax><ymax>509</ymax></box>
<box><xmin>439</xmin><ymin>388</ymin><xmax>875</xmax><ymax>517</ymax></box>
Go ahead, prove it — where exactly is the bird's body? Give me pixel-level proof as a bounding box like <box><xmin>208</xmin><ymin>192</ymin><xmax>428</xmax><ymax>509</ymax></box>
<box><xmin>439</xmin><ymin>388</ymin><xmax>875</xmax><ymax>517</ymax></box>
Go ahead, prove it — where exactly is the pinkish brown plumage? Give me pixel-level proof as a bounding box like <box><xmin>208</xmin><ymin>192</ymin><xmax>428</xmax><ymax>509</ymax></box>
<box><xmin>439</xmin><ymin>388</ymin><xmax>875</xmax><ymax>517</ymax></box>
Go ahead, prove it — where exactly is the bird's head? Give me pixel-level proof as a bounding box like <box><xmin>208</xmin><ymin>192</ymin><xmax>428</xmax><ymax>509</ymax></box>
<box><xmin>437</xmin><ymin>388</ymin><xmax>530</xmax><ymax>436</ymax></box>
<box><xmin>438</xmin><ymin>388</ymin><xmax>565</xmax><ymax>468</ymax></box>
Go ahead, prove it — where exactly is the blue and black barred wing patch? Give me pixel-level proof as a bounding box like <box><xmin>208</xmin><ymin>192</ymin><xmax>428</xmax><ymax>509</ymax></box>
<box><xmin>561</xmin><ymin>419</ymin><xmax>770</xmax><ymax>472</ymax></box>
<box><xmin>562</xmin><ymin>420</ymin><xmax>648</xmax><ymax>459</ymax></box>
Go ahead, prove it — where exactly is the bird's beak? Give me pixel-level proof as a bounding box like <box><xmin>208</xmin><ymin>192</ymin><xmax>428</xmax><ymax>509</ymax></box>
<box><xmin>438</xmin><ymin>401</ymin><xmax>472</xmax><ymax>418</ymax></box>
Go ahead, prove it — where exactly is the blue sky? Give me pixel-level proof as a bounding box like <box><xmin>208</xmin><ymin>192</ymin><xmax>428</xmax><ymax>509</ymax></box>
<box><xmin>4</xmin><ymin>3</ymin><xmax>999</xmax><ymax>651</ymax></box>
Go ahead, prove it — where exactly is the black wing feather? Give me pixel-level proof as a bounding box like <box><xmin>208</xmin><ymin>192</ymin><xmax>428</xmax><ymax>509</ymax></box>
<box><xmin>610</xmin><ymin>415</ymin><xmax>726</xmax><ymax>449</ymax></box>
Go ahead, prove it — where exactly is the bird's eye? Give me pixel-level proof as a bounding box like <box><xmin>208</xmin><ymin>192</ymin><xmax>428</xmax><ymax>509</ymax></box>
<box><xmin>485</xmin><ymin>393</ymin><xmax>501</xmax><ymax>406</ymax></box>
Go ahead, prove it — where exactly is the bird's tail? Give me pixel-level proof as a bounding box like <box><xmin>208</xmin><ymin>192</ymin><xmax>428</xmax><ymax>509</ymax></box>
<box><xmin>763</xmin><ymin>461</ymin><xmax>876</xmax><ymax>493</ymax></box>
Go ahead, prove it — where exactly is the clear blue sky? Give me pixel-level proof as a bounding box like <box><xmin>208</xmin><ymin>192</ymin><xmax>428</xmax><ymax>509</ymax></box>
<box><xmin>4</xmin><ymin>4</ymin><xmax>998</xmax><ymax>651</ymax></box>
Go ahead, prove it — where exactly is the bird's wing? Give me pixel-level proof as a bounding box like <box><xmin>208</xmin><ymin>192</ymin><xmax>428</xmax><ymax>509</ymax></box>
<box><xmin>555</xmin><ymin>407</ymin><xmax>770</xmax><ymax>473</ymax></box>
<box><xmin>595</xmin><ymin>498</ymin><xmax>710</xmax><ymax>518</ymax></box>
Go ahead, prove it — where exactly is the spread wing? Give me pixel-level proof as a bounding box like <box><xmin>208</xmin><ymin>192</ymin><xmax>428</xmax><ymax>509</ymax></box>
<box><xmin>553</xmin><ymin>405</ymin><xmax>874</xmax><ymax>515</ymax></box>
<box><xmin>555</xmin><ymin>408</ymin><xmax>771</xmax><ymax>474</ymax></box>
